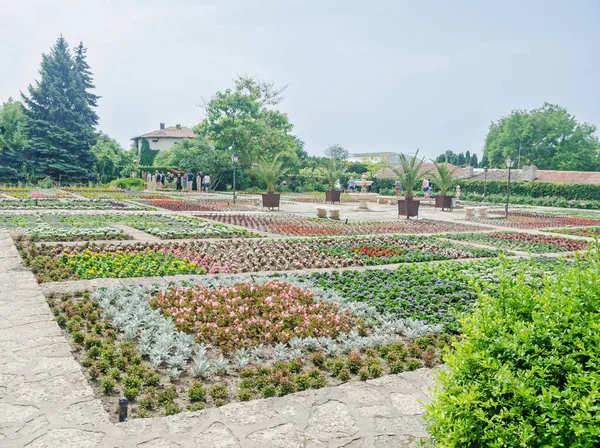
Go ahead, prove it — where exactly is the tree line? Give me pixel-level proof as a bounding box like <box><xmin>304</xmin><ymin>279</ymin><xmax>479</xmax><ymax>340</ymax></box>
<box><xmin>2</xmin><ymin>37</ymin><xmax>599</xmax><ymax>187</ymax></box>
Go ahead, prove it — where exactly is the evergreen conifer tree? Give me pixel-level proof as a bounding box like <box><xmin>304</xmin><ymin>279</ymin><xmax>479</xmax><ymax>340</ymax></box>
<box><xmin>21</xmin><ymin>36</ymin><xmax>98</xmax><ymax>182</ymax></box>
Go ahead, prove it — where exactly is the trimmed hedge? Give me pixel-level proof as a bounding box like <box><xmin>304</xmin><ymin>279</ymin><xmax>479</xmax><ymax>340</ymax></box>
<box><xmin>426</xmin><ymin>251</ymin><xmax>600</xmax><ymax>446</ymax></box>
<box><xmin>460</xmin><ymin>180</ymin><xmax>600</xmax><ymax>201</ymax></box>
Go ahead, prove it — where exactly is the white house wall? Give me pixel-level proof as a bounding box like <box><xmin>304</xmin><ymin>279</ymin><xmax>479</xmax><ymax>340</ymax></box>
<box><xmin>137</xmin><ymin>137</ymin><xmax>184</xmax><ymax>151</ymax></box>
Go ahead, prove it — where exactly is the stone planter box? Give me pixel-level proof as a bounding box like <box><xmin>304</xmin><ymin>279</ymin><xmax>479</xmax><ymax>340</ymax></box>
<box><xmin>325</xmin><ymin>190</ymin><xmax>341</xmax><ymax>204</ymax></box>
<box><xmin>317</xmin><ymin>208</ymin><xmax>327</xmax><ymax>218</ymax></box>
<box><xmin>397</xmin><ymin>199</ymin><xmax>420</xmax><ymax>219</ymax></box>
<box><xmin>262</xmin><ymin>193</ymin><xmax>281</xmax><ymax>211</ymax></box>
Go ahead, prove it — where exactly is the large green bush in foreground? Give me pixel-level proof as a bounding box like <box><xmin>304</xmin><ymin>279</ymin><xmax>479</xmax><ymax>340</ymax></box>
<box><xmin>426</xmin><ymin>250</ymin><xmax>600</xmax><ymax>447</ymax></box>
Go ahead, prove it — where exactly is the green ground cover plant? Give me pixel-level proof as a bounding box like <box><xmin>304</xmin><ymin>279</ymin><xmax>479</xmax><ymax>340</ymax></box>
<box><xmin>425</xmin><ymin>249</ymin><xmax>600</xmax><ymax>446</ymax></box>
<box><xmin>544</xmin><ymin>226</ymin><xmax>600</xmax><ymax>238</ymax></box>
<box><xmin>310</xmin><ymin>258</ymin><xmax>562</xmax><ymax>333</ymax></box>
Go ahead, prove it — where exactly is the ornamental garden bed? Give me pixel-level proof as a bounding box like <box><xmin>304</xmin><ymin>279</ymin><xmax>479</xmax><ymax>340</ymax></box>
<box><xmin>0</xmin><ymin>198</ymin><xmax>150</xmax><ymax>210</ymax></box>
<box><xmin>482</xmin><ymin>211</ymin><xmax>600</xmax><ymax>229</ymax></box>
<box><xmin>543</xmin><ymin>226</ymin><xmax>600</xmax><ymax>238</ymax></box>
<box><xmin>144</xmin><ymin>199</ymin><xmax>252</xmax><ymax>212</ymax></box>
<box><xmin>18</xmin><ymin>235</ymin><xmax>503</xmax><ymax>283</ymax></box>
<box><xmin>48</xmin><ymin>278</ymin><xmax>449</xmax><ymax>420</ymax></box>
<box><xmin>0</xmin><ymin>213</ymin><xmax>255</xmax><ymax>241</ymax></box>
<box><xmin>444</xmin><ymin>231</ymin><xmax>589</xmax><ymax>253</ymax></box>
<box><xmin>46</xmin><ymin>256</ymin><xmax>565</xmax><ymax>421</ymax></box>
<box><xmin>197</xmin><ymin>214</ymin><xmax>490</xmax><ymax>236</ymax></box>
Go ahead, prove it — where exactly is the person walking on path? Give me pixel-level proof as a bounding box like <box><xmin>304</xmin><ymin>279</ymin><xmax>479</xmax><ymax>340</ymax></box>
<box><xmin>176</xmin><ymin>174</ymin><xmax>182</xmax><ymax>191</ymax></box>
<box><xmin>422</xmin><ymin>178</ymin><xmax>430</xmax><ymax>197</ymax></box>
<box><xmin>167</xmin><ymin>173</ymin><xmax>174</xmax><ymax>188</ymax></box>
<box><xmin>395</xmin><ymin>179</ymin><xmax>402</xmax><ymax>196</ymax></box>
<box><xmin>196</xmin><ymin>172</ymin><xmax>203</xmax><ymax>192</ymax></box>
<box><xmin>348</xmin><ymin>177</ymin><xmax>355</xmax><ymax>191</ymax></box>
<box><xmin>203</xmin><ymin>174</ymin><xmax>210</xmax><ymax>192</ymax></box>
<box><xmin>186</xmin><ymin>170</ymin><xmax>194</xmax><ymax>191</ymax></box>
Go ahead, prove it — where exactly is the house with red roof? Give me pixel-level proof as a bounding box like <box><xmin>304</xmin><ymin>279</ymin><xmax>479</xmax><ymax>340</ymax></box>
<box><xmin>131</xmin><ymin>123</ymin><xmax>195</xmax><ymax>151</ymax></box>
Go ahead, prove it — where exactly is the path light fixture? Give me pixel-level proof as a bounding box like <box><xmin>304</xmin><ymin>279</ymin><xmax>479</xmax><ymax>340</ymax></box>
<box><xmin>505</xmin><ymin>157</ymin><xmax>514</xmax><ymax>218</ymax></box>
<box><xmin>483</xmin><ymin>166</ymin><xmax>489</xmax><ymax>198</ymax></box>
<box><xmin>231</xmin><ymin>152</ymin><xmax>239</xmax><ymax>205</ymax></box>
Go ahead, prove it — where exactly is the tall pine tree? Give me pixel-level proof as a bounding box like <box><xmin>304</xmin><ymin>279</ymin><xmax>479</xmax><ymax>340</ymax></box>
<box><xmin>21</xmin><ymin>36</ymin><xmax>98</xmax><ymax>183</ymax></box>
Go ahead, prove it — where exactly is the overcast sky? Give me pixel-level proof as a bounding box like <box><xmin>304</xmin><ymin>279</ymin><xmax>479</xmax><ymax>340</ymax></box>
<box><xmin>1</xmin><ymin>0</ymin><xmax>599</xmax><ymax>158</ymax></box>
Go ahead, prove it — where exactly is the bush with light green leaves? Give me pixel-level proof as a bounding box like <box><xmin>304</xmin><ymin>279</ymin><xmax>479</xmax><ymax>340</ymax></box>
<box><xmin>425</xmin><ymin>248</ymin><xmax>600</xmax><ymax>447</ymax></box>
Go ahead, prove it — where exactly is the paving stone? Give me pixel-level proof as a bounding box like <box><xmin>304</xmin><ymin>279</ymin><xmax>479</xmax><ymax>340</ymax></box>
<box><xmin>0</xmin><ymin>403</ymin><xmax>39</xmax><ymax>423</ymax></box>
<box><xmin>366</xmin><ymin>375</ymin><xmax>415</xmax><ymax>391</ymax></box>
<box><xmin>15</xmin><ymin>415</ymin><xmax>50</xmax><ymax>436</ymax></box>
<box><xmin>337</xmin><ymin>383</ymin><xmax>383</xmax><ymax>404</ymax></box>
<box><xmin>58</xmin><ymin>399</ymin><xmax>111</xmax><ymax>426</ymax></box>
<box><xmin>164</xmin><ymin>410</ymin><xmax>209</xmax><ymax>434</ymax></box>
<box><xmin>221</xmin><ymin>399</ymin><xmax>279</xmax><ymax>425</ymax></box>
<box><xmin>195</xmin><ymin>422</ymin><xmax>240</xmax><ymax>447</ymax></box>
<box><xmin>246</xmin><ymin>423</ymin><xmax>304</xmax><ymax>448</ymax></box>
<box><xmin>304</xmin><ymin>400</ymin><xmax>359</xmax><ymax>443</ymax></box>
<box><xmin>373</xmin><ymin>416</ymin><xmax>426</xmax><ymax>436</ymax></box>
<box><xmin>119</xmin><ymin>418</ymin><xmax>153</xmax><ymax>436</ymax></box>
<box><xmin>7</xmin><ymin>373</ymin><xmax>92</xmax><ymax>402</ymax></box>
<box><xmin>373</xmin><ymin>434</ymin><xmax>418</xmax><ymax>447</ymax></box>
<box><xmin>25</xmin><ymin>428</ymin><xmax>106</xmax><ymax>448</ymax></box>
<box><xmin>389</xmin><ymin>393</ymin><xmax>425</xmax><ymax>415</ymax></box>
<box><xmin>356</xmin><ymin>405</ymin><xmax>392</xmax><ymax>418</ymax></box>
<box><xmin>137</xmin><ymin>437</ymin><xmax>182</xmax><ymax>448</ymax></box>
<box><xmin>32</xmin><ymin>356</ymin><xmax>81</xmax><ymax>373</ymax></box>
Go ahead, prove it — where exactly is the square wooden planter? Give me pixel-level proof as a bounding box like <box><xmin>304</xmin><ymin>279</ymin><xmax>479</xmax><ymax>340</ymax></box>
<box><xmin>397</xmin><ymin>199</ymin><xmax>420</xmax><ymax>219</ymax></box>
<box><xmin>434</xmin><ymin>195</ymin><xmax>453</xmax><ymax>211</ymax></box>
<box><xmin>262</xmin><ymin>193</ymin><xmax>281</xmax><ymax>210</ymax></box>
<box><xmin>325</xmin><ymin>190</ymin><xmax>341</xmax><ymax>204</ymax></box>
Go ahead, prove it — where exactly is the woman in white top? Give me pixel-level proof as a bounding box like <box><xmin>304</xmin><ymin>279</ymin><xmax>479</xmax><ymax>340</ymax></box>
<box><xmin>203</xmin><ymin>174</ymin><xmax>210</xmax><ymax>191</ymax></box>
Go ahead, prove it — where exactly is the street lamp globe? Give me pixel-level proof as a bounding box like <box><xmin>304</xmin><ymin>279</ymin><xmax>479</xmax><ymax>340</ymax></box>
<box><xmin>506</xmin><ymin>157</ymin><xmax>514</xmax><ymax>169</ymax></box>
<box><xmin>232</xmin><ymin>153</ymin><xmax>239</xmax><ymax>164</ymax></box>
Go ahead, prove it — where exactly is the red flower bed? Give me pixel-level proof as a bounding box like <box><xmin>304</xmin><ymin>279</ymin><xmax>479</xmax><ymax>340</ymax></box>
<box><xmin>150</xmin><ymin>282</ymin><xmax>357</xmax><ymax>351</ymax></box>
<box><xmin>486</xmin><ymin>232</ymin><xmax>589</xmax><ymax>251</ymax></box>
<box><xmin>197</xmin><ymin>214</ymin><xmax>488</xmax><ymax>236</ymax></box>
<box><xmin>486</xmin><ymin>212</ymin><xmax>600</xmax><ymax>229</ymax></box>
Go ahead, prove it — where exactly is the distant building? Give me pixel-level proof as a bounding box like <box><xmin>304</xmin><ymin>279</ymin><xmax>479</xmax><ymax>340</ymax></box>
<box><xmin>131</xmin><ymin>123</ymin><xmax>195</xmax><ymax>151</ymax></box>
<box><xmin>349</xmin><ymin>152</ymin><xmax>402</xmax><ymax>166</ymax></box>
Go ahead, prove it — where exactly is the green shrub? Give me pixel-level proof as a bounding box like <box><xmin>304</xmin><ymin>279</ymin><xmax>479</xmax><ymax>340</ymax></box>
<box><xmin>188</xmin><ymin>402</ymin><xmax>206</xmax><ymax>412</ymax></box>
<box><xmin>188</xmin><ymin>381</ymin><xmax>207</xmax><ymax>402</ymax></box>
<box><xmin>100</xmin><ymin>377</ymin><xmax>116</xmax><ymax>395</ymax></box>
<box><xmin>110</xmin><ymin>177</ymin><xmax>146</xmax><ymax>190</ymax></box>
<box><xmin>209</xmin><ymin>384</ymin><xmax>228</xmax><ymax>401</ymax></box>
<box><xmin>123</xmin><ymin>387</ymin><xmax>139</xmax><ymax>401</ymax></box>
<box><xmin>426</xmin><ymin>251</ymin><xmax>600</xmax><ymax>446</ymax></box>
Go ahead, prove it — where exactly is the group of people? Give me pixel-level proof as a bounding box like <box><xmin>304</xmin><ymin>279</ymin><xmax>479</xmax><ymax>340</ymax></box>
<box><xmin>145</xmin><ymin>170</ymin><xmax>210</xmax><ymax>192</ymax></box>
<box><xmin>347</xmin><ymin>176</ymin><xmax>433</xmax><ymax>197</ymax></box>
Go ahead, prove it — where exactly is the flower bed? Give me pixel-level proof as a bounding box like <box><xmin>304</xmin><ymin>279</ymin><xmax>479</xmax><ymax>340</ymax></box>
<box><xmin>0</xmin><ymin>213</ymin><xmax>253</xmax><ymax>241</ymax></box>
<box><xmin>198</xmin><ymin>214</ymin><xmax>489</xmax><ymax>236</ymax></box>
<box><xmin>543</xmin><ymin>226</ymin><xmax>600</xmax><ymax>238</ymax></box>
<box><xmin>445</xmin><ymin>232</ymin><xmax>589</xmax><ymax>253</ymax></box>
<box><xmin>19</xmin><ymin>235</ymin><xmax>501</xmax><ymax>282</ymax></box>
<box><xmin>59</xmin><ymin>248</ymin><xmax>202</xmax><ymax>279</ymax></box>
<box><xmin>145</xmin><ymin>199</ymin><xmax>252</xmax><ymax>212</ymax></box>
<box><xmin>48</xmin><ymin>278</ymin><xmax>449</xmax><ymax>419</ymax></box>
<box><xmin>151</xmin><ymin>282</ymin><xmax>357</xmax><ymax>350</ymax></box>
<box><xmin>0</xmin><ymin>198</ymin><xmax>148</xmax><ymax>210</ymax></box>
<box><xmin>481</xmin><ymin>211</ymin><xmax>600</xmax><ymax>229</ymax></box>
<box><xmin>309</xmin><ymin>258</ymin><xmax>562</xmax><ymax>332</ymax></box>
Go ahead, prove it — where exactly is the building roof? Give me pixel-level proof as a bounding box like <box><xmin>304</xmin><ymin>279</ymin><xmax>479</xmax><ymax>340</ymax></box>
<box><xmin>468</xmin><ymin>169</ymin><xmax>600</xmax><ymax>184</ymax></box>
<box><xmin>133</xmin><ymin>126</ymin><xmax>195</xmax><ymax>140</ymax></box>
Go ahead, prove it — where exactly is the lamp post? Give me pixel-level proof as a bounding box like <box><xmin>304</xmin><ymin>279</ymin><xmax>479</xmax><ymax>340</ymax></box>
<box><xmin>231</xmin><ymin>152</ymin><xmax>239</xmax><ymax>205</ymax></box>
<box><xmin>483</xmin><ymin>166</ymin><xmax>489</xmax><ymax>198</ymax></box>
<box><xmin>505</xmin><ymin>157</ymin><xmax>514</xmax><ymax>218</ymax></box>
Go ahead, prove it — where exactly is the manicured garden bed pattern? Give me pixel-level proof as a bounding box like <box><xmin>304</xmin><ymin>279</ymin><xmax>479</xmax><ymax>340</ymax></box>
<box><xmin>544</xmin><ymin>226</ymin><xmax>600</xmax><ymax>238</ymax></box>
<box><xmin>198</xmin><ymin>214</ymin><xmax>489</xmax><ymax>236</ymax></box>
<box><xmin>0</xmin><ymin>213</ymin><xmax>255</xmax><ymax>240</ymax></box>
<box><xmin>144</xmin><ymin>199</ymin><xmax>252</xmax><ymax>212</ymax></box>
<box><xmin>0</xmin><ymin>188</ymin><xmax>73</xmax><ymax>199</ymax></box>
<box><xmin>483</xmin><ymin>211</ymin><xmax>600</xmax><ymax>229</ymax></box>
<box><xmin>0</xmin><ymin>198</ymin><xmax>148</xmax><ymax>210</ymax></box>
<box><xmin>445</xmin><ymin>232</ymin><xmax>589</xmax><ymax>253</ymax></box>
<box><xmin>46</xmin><ymin>255</ymin><xmax>566</xmax><ymax>420</ymax></box>
<box><xmin>18</xmin><ymin>235</ymin><xmax>503</xmax><ymax>282</ymax></box>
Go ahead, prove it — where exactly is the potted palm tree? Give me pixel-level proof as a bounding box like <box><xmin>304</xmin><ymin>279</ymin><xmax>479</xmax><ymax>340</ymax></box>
<box><xmin>254</xmin><ymin>155</ymin><xmax>286</xmax><ymax>210</ymax></box>
<box><xmin>431</xmin><ymin>158</ymin><xmax>458</xmax><ymax>211</ymax></box>
<box><xmin>390</xmin><ymin>150</ymin><xmax>428</xmax><ymax>219</ymax></box>
<box><xmin>324</xmin><ymin>158</ymin><xmax>346</xmax><ymax>203</ymax></box>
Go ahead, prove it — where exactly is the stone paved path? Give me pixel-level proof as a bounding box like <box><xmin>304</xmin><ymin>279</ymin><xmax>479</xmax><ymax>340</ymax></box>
<box><xmin>0</xmin><ymin>232</ymin><xmax>435</xmax><ymax>447</ymax></box>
